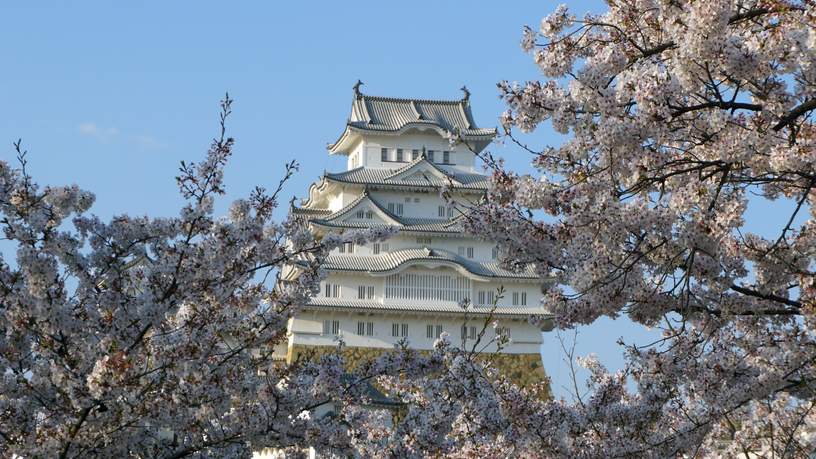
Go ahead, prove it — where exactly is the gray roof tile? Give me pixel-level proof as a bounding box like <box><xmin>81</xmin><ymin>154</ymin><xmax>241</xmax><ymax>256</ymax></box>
<box><xmin>305</xmin><ymin>297</ymin><xmax>546</xmax><ymax>317</ymax></box>
<box><xmin>323</xmin><ymin>247</ymin><xmax>537</xmax><ymax>280</ymax></box>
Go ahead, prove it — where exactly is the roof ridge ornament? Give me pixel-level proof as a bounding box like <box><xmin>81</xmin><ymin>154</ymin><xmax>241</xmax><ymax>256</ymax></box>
<box><xmin>353</xmin><ymin>80</ymin><xmax>364</xmax><ymax>98</ymax></box>
<box><xmin>460</xmin><ymin>85</ymin><xmax>470</xmax><ymax>102</ymax></box>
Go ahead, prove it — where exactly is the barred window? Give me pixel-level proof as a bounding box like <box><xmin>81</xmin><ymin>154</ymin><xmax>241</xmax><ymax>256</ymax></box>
<box><xmin>521</xmin><ymin>292</ymin><xmax>527</xmax><ymax>306</ymax></box>
<box><xmin>358</xmin><ymin>321</ymin><xmax>366</xmax><ymax>335</ymax></box>
<box><xmin>381</xmin><ymin>148</ymin><xmax>389</xmax><ymax>162</ymax></box>
<box><xmin>427</xmin><ymin>150</ymin><xmax>435</xmax><ymax>162</ymax></box>
<box><xmin>411</xmin><ymin>149</ymin><xmax>420</xmax><ymax>160</ymax></box>
<box><xmin>325</xmin><ymin>284</ymin><xmax>340</xmax><ymax>298</ymax></box>
<box><xmin>366</xmin><ymin>322</ymin><xmax>374</xmax><ymax>336</ymax></box>
<box><xmin>438</xmin><ymin>205</ymin><xmax>445</xmax><ymax>217</ymax></box>
<box><xmin>324</xmin><ymin>320</ymin><xmax>340</xmax><ymax>335</ymax></box>
<box><xmin>512</xmin><ymin>292</ymin><xmax>519</xmax><ymax>306</ymax></box>
<box><xmin>392</xmin><ymin>323</ymin><xmax>400</xmax><ymax>337</ymax></box>
<box><xmin>385</xmin><ymin>273</ymin><xmax>470</xmax><ymax>302</ymax></box>
<box><xmin>443</xmin><ymin>151</ymin><xmax>450</xmax><ymax>164</ymax></box>
<box><xmin>435</xmin><ymin>325</ymin><xmax>443</xmax><ymax>337</ymax></box>
<box><xmin>466</xmin><ymin>247</ymin><xmax>474</xmax><ymax>259</ymax></box>
<box><xmin>401</xmin><ymin>323</ymin><xmax>408</xmax><ymax>337</ymax></box>
<box><xmin>426</xmin><ymin>324</ymin><xmax>434</xmax><ymax>338</ymax></box>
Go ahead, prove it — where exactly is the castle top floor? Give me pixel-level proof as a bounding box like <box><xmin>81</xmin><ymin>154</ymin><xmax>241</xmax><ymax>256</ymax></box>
<box><xmin>327</xmin><ymin>82</ymin><xmax>497</xmax><ymax>173</ymax></box>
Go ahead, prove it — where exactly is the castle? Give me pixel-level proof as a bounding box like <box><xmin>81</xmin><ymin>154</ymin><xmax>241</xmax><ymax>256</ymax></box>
<box><xmin>281</xmin><ymin>83</ymin><xmax>552</xmax><ymax>387</ymax></box>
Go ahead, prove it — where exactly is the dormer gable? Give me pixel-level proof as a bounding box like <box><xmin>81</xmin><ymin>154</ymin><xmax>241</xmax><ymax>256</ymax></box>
<box><xmin>384</xmin><ymin>157</ymin><xmax>462</xmax><ymax>186</ymax></box>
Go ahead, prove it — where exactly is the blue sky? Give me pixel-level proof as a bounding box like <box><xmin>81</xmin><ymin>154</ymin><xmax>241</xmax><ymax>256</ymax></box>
<box><xmin>2</xmin><ymin>1</ymin><xmax>789</xmax><ymax>400</ymax></box>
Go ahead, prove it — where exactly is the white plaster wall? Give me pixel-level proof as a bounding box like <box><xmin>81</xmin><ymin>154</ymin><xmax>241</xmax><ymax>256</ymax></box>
<box><xmin>359</xmin><ymin>133</ymin><xmax>476</xmax><ymax>173</ymax></box>
<box><xmin>290</xmin><ymin>309</ymin><xmax>543</xmax><ymax>354</ymax></box>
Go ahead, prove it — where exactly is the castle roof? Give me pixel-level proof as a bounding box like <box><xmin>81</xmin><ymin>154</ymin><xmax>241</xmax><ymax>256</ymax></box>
<box><xmin>329</xmin><ymin>86</ymin><xmax>497</xmax><ymax>154</ymax></box>
<box><xmin>304</xmin><ymin>297</ymin><xmax>546</xmax><ymax>318</ymax></box>
<box><xmin>292</xmin><ymin>187</ymin><xmax>466</xmax><ymax>235</ymax></box>
<box><xmin>324</xmin><ymin>156</ymin><xmax>490</xmax><ymax>191</ymax></box>
<box><xmin>322</xmin><ymin>247</ymin><xmax>538</xmax><ymax>281</ymax></box>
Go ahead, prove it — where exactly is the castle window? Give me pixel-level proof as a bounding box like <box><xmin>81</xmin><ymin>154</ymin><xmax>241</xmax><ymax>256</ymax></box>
<box><xmin>396</xmin><ymin>149</ymin><xmax>404</xmax><ymax>162</ymax></box>
<box><xmin>512</xmin><ymin>292</ymin><xmax>519</xmax><ymax>306</ymax></box>
<box><xmin>325</xmin><ymin>284</ymin><xmax>340</xmax><ymax>298</ymax></box>
<box><xmin>438</xmin><ymin>205</ymin><xmax>445</xmax><ymax>217</ymax></box>
<box><xmin>381</xmin><ymin>148</ymin><xmax>389</xmax><ymax>162</ymax></box>
<box><xmin>416</xmin><ymin>237</ymin><xmax>431</xmax><ymax>244</ymax></box>
<box><xmin>521</xmin><ymin>292</ymin><xmax>527</xmax><ymax>306</ymax></box>
<box><xmin>373</xmin><ymin>242</ymin><xmax>389</xmax><ymax>255</ymax></box>
<box><xmin>366</xmin><ymin>322</ymin><xmax>374</xmax><ymax>336</ymax></box>
<box><xmin>477</xmin><ymin>290</ymin><xmax>495</xmax><ymax>306</ymax></box>
<box><xmin>338</xmin><ymin>242</ymin><xmax>354</xmax><ymax>254</ymax></box>
<box><xmin>427</xmin><ymin>150</ymin><xmax>435</xmax><ymax>162</ymax></box>
<box><xmin>366</xmin><ymin>210</ymin><xmax>372</xmax><ymax>219</ymax></box>
<box><xmin>443</xmin><ymin>151</ymin><xmax>450</xmax><ymax>164</ymax></box>
<box><xmin>412</xmin><ymin>149</ymin><xmax>419</xmax><ymax>160</ymax></box>
<box><xmin>324</xmin><ymin>320</ymin><xmax>340</xmax><ymax>335</ymax></box>
<box><xmin>392</xmin><ymin>323</ymin><xmax>408</xmax><ymax>337</ymax></box>
<box><xmin>358</xmin><ymin>321</ymin><xmax>366</xmax><ymax>335</ymax></box>
<box><xmin>435</xmin><ymin>324</ymin><xmax>443</xmax><ymax>337</ymax></box>
<box><xmin>426</xmin><ymin>324</ymin><xmax>434</xmax><ymax>338</ymax></box>
<box><xmin>414</xmin><ymin>197</ymin><xmax>420</xmax><ymax>203</ymax></box>
<box><xmin>404</xmin><ymin>197</ymin><xmax>411</xmax><ymax>203</ymax></box>
<box><xmin>388</xmin><ymin>202</ymin><xmax>404</xmax><ymax>215</ymax></box>
<box><xmin>386</xmin><ymin>274</ymin><xmax>470</xmax><ymax>302</ymax></box>
<box><xmin>358</xmin><ymin>285</ymin><xmax>375</xmax><ymax>300</ymax></box>
<box><xmin>461</xmin><ymin>325</ymin><xmax>477</xmax><ymax>340</ymax></box>
<box><xmin>497</xmin><ymin>326</ymin><xmax>511</xmax><ymax>338</ymax></box>
<box><xmin>466</xmin><ymin>247</ymin><xmax>474</xmax><ymax>259</ymax></box>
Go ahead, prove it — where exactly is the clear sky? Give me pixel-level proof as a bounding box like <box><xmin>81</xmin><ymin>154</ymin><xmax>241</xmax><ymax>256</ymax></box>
<box><xmin>2</xmin><ymin>1</ymin><xmax>786</xmax><ymax>400</ymax></box>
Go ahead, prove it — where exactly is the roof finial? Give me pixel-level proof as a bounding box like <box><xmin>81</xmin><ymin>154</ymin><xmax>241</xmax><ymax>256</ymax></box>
<box><xmin>460</xmin><ymin>85</ymin><xmax>470</xmax><ymax>102</ymax></box>
<box><xmin>421</xmin><ymin>145</ymin><xmax>427</xmax><ymax>158</ymax></box>
<box><xmin>353</xmin><ymin>80</ymin><xmax>364</xmax><ymax>98</ymax></box>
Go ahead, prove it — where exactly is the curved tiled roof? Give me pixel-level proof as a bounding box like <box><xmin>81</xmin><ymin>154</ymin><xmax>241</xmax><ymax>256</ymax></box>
<box><xmin>305</xmin><ymin>297</ymin><xmax>546</xmax><ymax>318</ymax></box>
<box><xmin>348</xmin><ymin>94</ymin><xmax>496</xmax><ymax>137</ymax></box>
<box><xmin>323</xmin><ymin>247</ymin><xmax>537</xmax><ymax>280</ymax></box>
<box><xmin>324</xmin><ymin>164</ymin><xmax>490</xmax><ymax>191</ymax></box>
<box><xmin>329</xmin><ymin>89</ymin><xmax>497</xmax><ymax>154</ymax></box>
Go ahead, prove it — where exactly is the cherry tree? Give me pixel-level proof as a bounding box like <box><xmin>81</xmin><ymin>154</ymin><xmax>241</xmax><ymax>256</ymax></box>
<box><xmin>0</xmin><ymin>96</ymin><xmax>403</xmax><ymax>458</ymax></box>
<box><xmin>455</xmin><ymin>0</ymin><xmax>816</xmax><ymax>456</ymax></box>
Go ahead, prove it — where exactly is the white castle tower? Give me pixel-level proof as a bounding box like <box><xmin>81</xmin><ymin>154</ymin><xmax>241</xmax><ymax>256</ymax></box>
<box><xmin>284</xmin><ymin>83</ymin><xmax>551</xmax><ymax>387</ymax></box>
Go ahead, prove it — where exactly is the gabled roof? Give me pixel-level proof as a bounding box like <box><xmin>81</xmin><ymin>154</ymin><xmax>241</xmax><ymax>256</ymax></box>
<box><xmin>311</xmin><ymin>189</ymin><xmax>402</xmax><ymax>226</ymax></box>
<box><xmin>329</xmin><ymin>86</ymin><xmax>497</xmax><ymax>154</ymax></box>
<box><xmin>323</xmin><ymin>247</ymin><xmax>538</xmax><ymax>281</ymax></box>
<box><xmin>305</xmin><ymin>297</ymin><xmax>547</xmax><ymax>318</ymax></box>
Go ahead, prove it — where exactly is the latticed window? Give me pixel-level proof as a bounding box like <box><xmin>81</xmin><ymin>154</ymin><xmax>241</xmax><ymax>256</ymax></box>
<box><xmin>358</xmin><ymin>322</ymin><xmax>367</xmax><ymax>335</ymax></box>
<box><xmin>385</xmin><ymin>273</ymin><xmax>470</xmax><ymax>302</ymax></box>
<box><xmin>366</xmin><ymin>322</ymin><xmax>374</xmax><ymax>336</ymax></box>
<box><xmin>411</xmin><ymin>149</ymin><xmax>419</xmax><ymax>160</ymax></box>
<box><xmin>466</xmin><ymin>247</ymin><xmax>474</xmax><ymax>259</ymax></box>
<box><xmin>461</xmin><ymin>325</ymin><xmax>477</xmax><ymax>340</ymax></box>
<box><xmin>426</xmin><ymin>324</ymin><xmax>434</xmax><ymax>338</ymax></box>
<box><xmin>401</xmin><ymin>323</ymin><xmax>408</xmax><ymax>337</ymax></box>
<box><xmin>521</xmin><ymin>292</ymin><xmax>527</xmax><ymax>305</ymax></box>
<box><xmin>427</xmin><ymin>150</ymin><xmax>435</xmax><ymax>162</ymax></box>
<box><xmin>435</xmin><ymin>324</ymin><xmax>443</xmax><ymax>337</ymax></box>
<box><xmin>396</xmin><ymin>149</ymin><xmax>404</xmax><ymax>162</ymax></box>
<box><xmin>476</xmin><ymin>290</ymin><xmax>495</xmax><ymax>306</ymax></box>
<box><xmin>381</xmin><ymin>148</ymin><xmax>389</xmax><ymax>162</ymax></box>
<box><xmin>443</xmin><ymin>151</ymin><xmax>450</xmax><ymax>164</ymax></box>
<box><xmin>373</xmin><ymin>243</ymin><xmax>389</xmax><ymax>255</ymax></box>
<box><xmin>513</xmin><ymin>292</ymin><xmax>519</xmax><ymax>306</ymax></box>
<box><xmin>325</xmin><ymin>284</ymin><xmax>340</xmax><ymax>298</ymax></box>
<box><xmin>416</xmin><ymin>237</ymin><xmax>431</xmax><ymax>244</ymax></box>
<box><xmin>392</xmin><ymin>323</ymin><xmax>400</xmax><ymax>337</ymax></box>
<box><xmin>324</xmin><ymin>320</ymin><xmax>340</xmax><ymax>335</ymax></box>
